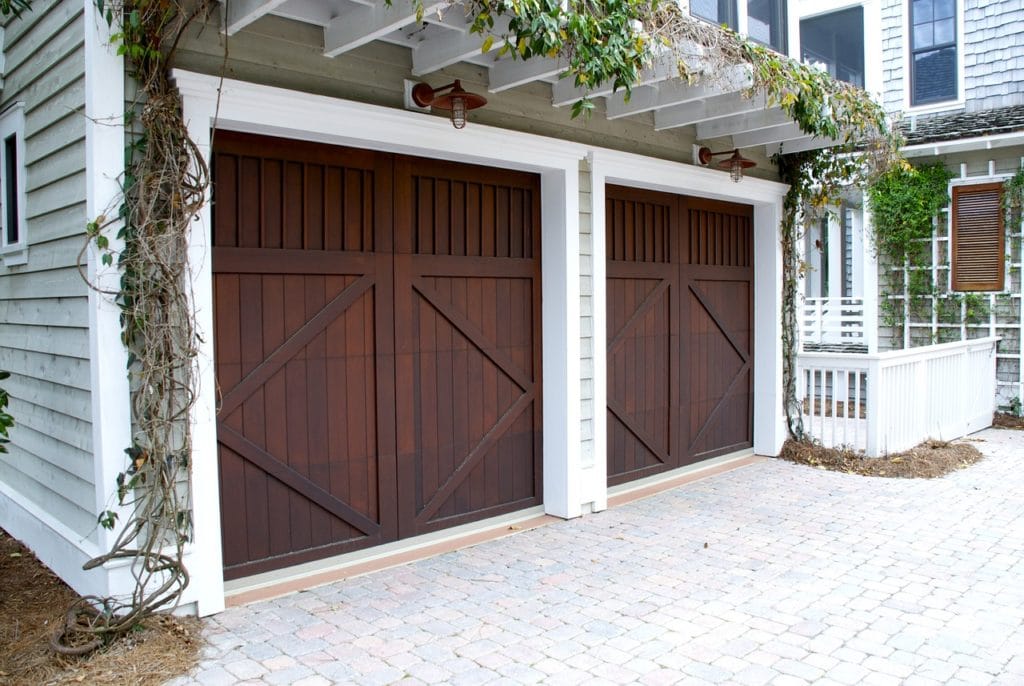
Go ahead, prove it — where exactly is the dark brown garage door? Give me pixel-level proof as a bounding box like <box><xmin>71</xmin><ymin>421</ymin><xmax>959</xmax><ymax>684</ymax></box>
<box><xmin>212</xmin><ymin>132</ymin><xmax>542</xmax><ymax>578</ymax></box>
<box><xmin>606</xmin><ymin>185</ymin><xmax>752</xmax><ymax>485</ymax></box>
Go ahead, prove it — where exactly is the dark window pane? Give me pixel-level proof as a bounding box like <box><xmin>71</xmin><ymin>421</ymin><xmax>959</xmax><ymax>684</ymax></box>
<box><xmin>913</xmin><ymin>46</ymin><xmax>957</xmax><ymax>104</ymax></box>
<box><xmin>913</xmin><ymin>0</ymin><xmax>933</xmax><ymax>23</ymax></box>
<box><xmin>934</xmin><ymin>17</ymin><xmax>954</xmax><ymax>44</ymax></box>
<box><xmin>4</xmin><ymin>134</ymin><xmax>18</xmax><ymax>245</ymax></box>
<box><xmin>690</xmin><ymin>0</ymin><xmax>737</xmax><ymax>28</ymax></box>
<box><xmin>800</xmin><ymin>7</ymin><xmax>865</xmax><ymax>87</ymax></box>
<box><xmin>747</xmin><ymin>0</ymin><xmax>786</xmax><ymax>52</ymax></box>
<box><xmin>935</xmin><ymin>0</ymin><xmax>954</xmax><ymax>19</ymax></box>
<box><xmin>914</xmin><ymin>23</ymin><xmax>933</xmax><ymax>48</ymax></box>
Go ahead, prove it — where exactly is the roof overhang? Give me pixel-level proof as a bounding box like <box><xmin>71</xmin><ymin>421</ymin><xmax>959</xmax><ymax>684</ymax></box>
<box><xmin>902</xmin><ymin>130</ymin><xmax>1024</xmax><ymax>158</ymax></box>
<box><xmin>217</xmin><ymin>0</ymin><xmax>834</xmax><ymax>155</ymax></box>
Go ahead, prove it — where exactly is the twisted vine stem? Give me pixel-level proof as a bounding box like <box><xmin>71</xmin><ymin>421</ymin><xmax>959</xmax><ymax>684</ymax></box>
<box><xmin>54</xmin><ymin>0</ymin><xmax>215</xmax><ymax>654</ymax></box>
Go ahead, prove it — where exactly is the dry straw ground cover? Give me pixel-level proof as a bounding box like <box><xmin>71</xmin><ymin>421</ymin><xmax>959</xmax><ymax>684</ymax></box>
<box><xmin>0</xmin><ymin>530</ymin><xmax>202</xmax><ymax>686</ymax></box>
<box><xmin>779</xmin><ymin>438</ymin><xmax>984</xmax><ymax>478</ymax></box>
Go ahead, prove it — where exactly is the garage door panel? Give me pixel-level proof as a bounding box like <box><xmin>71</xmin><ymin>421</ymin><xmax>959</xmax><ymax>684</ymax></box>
<box><xmin>214</xmin><ymin>134</ymin><xmax>540</xmax><ymax>576</ymax></box>
<box><xmin>683</xmin><ymin>276</ymin><xmax>753</xmax><ymax>462</ymax></box>
<box><xmin>607</xmin><ymin>187</ymin><xmax>752</xmax><ymax>483</ymax></box>
<box><xmin>397</xmin><ymin>283</ymin><xmax>539</xmax><ymax>535</ymax></box>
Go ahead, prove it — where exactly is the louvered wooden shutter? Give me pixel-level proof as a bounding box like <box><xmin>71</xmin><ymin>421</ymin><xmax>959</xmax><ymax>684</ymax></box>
<box><xmin>952</xmin><ymin>183</ymin><xmax>1004</xmax><ymax>291</ymax></box>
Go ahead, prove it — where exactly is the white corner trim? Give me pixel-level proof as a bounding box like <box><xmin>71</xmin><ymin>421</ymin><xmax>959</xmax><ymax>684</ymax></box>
<box><xmin>84</xmin><ymin>0</ymin><xmax>131</xmax><ymax>558</ymax></box>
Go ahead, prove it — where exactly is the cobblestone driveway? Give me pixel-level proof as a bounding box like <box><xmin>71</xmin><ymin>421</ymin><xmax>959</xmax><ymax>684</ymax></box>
<box><xmin>179</xmin><ymin>428</ymin><xmax>1024</xmax><ymax>685</ymax></box>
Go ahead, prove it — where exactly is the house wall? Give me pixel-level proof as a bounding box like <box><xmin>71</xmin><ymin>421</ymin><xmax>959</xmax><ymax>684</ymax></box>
<box><xmin>0</xmin><ymin>0</ymin><xmax>95</xmax><ymax>543</ymax></box>
<box><xmin>882</xmin><ymin>0</ymin><xmax>1024</xmax><ymax>115</ymax></box>
<box><xmin>877</xmin><ymin>146</ymin><xmax>1024</xmax><ymax>408</ymax></box>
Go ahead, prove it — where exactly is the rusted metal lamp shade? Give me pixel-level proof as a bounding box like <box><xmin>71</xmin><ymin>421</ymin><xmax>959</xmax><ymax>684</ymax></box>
<box><xmin>411</xmin><ymin>80</ymin><xmax>488</xmax><ymax>129</ymax></box>
<box><xmin>697</xmin><ymin>147</ymin><xmax>757</xmax><ymax>182</ymax></box>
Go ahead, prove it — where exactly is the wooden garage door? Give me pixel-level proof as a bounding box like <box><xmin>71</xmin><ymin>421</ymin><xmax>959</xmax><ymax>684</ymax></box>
<box><xmin>212</xmin><ymin>132</ymin><xmax>541</xmax><ymax>578</ymax></box>
<box><xmin>607</xmin><ymin>186</ymin><xmax>752</xmax><ymax>485</ymax></box>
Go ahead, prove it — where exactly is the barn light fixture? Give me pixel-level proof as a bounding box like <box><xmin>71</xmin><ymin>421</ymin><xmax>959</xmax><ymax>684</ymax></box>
<box><xmin>698</xmin><ymin>147</ymin><xmax>757</xmax><ymax>182</ymax></box>
<box><xmin>411</xmin><ymin>80</ymin><xmax>487</xmax><ymax>129</ymax></box>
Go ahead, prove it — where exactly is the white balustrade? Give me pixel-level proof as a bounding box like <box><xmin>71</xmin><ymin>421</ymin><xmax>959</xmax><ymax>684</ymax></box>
<box><xmin>801</xmin><ymin>297</ymin><xmax>866</xmax><ymax>350</ymax></box>
<box><xmin>796</xmin><ymin>337</ymin><xmax>997</xmax><ymax>456</ymax></box>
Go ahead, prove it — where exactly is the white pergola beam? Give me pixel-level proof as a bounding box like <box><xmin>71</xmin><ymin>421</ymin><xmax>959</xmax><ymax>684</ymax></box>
<box><xmin>324</xmin><ymin>0</ymin><xmax>445</xmax><ymax>58</ymax></box>
<box><xmin>732</xmin><ymin>122</ymin><xmax>808</xmax><ymax>148</ymax></box>
<box><xmin>608</xmin><ymin>82</ymin><xmax>719</xmax><ymax>120</ymax></box>
<box><xmin>424</xmin><ymin>6</ymin><xmax>471</xmax><ymax>32</ymax></box>
<box><xmin>695</xmin><ymin>106</ymin><xmax>791</xmax><ymax>139</ymax></box>
<box><xmin>551</xmin><ymin>55</ymin><xmax>677</xmax><ymax>108</ymax></box>
<box><xmin>654</xmin><ymin>92</ymin><xmax>767</xmax><ymax>130</ymax></box>
<box><xmin>411</xmin><ymin>16</ymin><xmax>510</xmax><ymax>75</ymax></box>
<box><xmin>488</xmin><ymin>57</ymin><xmax>564</xmax><ymax>93</ymax></box>
<box><xmin>766</xmin><ymin>135</ymin><xmax>842</xmax><ymax>156</ymax></box>
<box><xmin>272</xmin><ymin>0</ymin><xmax>334</xmax><ymax>27</ymax></box>
<box><xmin>604</xmin><ymin>63</ymin><xmax>754</xmax><ymax>119</ymax></box>
<box><xmin>224</xmin><ymin>0</ymin><xmax>291</xmax><ymax>35</ymax></box>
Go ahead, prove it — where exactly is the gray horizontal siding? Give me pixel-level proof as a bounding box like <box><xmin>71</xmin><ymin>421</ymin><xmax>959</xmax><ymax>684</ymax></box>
<box><xmin>0</xmin><ymin>0</ymin><xmax>94</xmax><ymax>543</ymax></box>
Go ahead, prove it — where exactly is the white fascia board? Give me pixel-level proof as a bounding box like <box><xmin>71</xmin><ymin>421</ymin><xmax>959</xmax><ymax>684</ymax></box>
<box><xmin>592</xmin><ymin>147</ymin><xmax>788</xmax><ymax>206</ymax></box>
<box><xmin>173</xmin><ymin>70</ymin><xmax>588</xmax><ymax>170</ymax></box>
<box><xmin>902</xmin><ymin>131</ymin><xmax>1024</xmax><ymax>158</ymax></box>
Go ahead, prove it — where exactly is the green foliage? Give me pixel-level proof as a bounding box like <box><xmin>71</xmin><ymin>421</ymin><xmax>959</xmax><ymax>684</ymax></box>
<box><xmin>0</xmin><ymin>0</ymin><xmax>31</xmax><ymax>17</ymax></box>
<box><xmin>0</xmin><ymin>370</ymin><xmax>12</xmax><ymax>454</ymax></box>
<box><xmin>867</xmin><ymin>162</ymin><xmax>952</xmax><ymax>264</ymax></box>
<box><xmin>1004</xmin><ymin>167</ymin><xmax>1024</xmax><ymax>228</ymax></box>
<box><xmin>1009</xmin><ymin>396</ymin><xmax>1022</xmax><ymax>418</ymax></box>
<box><xmin>468</xmin><ymin>0</ymin><xmax>651</xmax><ymax>117</ymax></box>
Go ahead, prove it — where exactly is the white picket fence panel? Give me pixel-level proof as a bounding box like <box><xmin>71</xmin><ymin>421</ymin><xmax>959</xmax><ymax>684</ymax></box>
<box><xmin>801</xmin><ymin>297</ymin><xmax>866</xmax><ymax>349</ymax></box>
<box><xmin>797</xmin><ymin>337</ymin><xmax>997</xmax><ymax>456</ymax></box>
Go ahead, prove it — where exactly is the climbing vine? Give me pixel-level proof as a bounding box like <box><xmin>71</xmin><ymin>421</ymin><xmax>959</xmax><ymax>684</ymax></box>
<box><xmin>52</xmin><ymin>0</ymin><xmax>216</xmax><ymax>655</ymax></box>
<box><xmin>0</xmin><ymin>370</ymin><xmax>11</xmax><ymax>454</ymax></box>
<box><xmin>866</xmin><ymin>162</ymin><xmax>953</xmax><ymax>342</ymax></box>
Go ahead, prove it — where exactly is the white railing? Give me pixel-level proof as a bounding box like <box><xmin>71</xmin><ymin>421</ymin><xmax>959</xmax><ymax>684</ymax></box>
<box><xmin>797</xmin><ymin>337</ymin><xmax>997</xmax><ymax>456</ymax></box>
<box><xmin>801</xmin><ymin>297</ymin><xmax>866</xmax><ymax>350</ymax></box>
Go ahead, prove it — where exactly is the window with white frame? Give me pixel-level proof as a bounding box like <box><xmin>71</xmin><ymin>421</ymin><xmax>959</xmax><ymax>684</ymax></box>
<box><xmin>0</xmin><ymin>102</ymin><xmax>27</xmax><ymax>266</ymax></box>
<box><xmin>909</xmin><ymin>0</ymin><xmax>957</xmax><ymax>106</ymax></box>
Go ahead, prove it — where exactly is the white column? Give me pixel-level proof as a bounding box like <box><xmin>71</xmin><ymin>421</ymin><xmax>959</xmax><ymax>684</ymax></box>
<box><xmin>827</xmin><ymin>212</ymin><xmax>843</xmax><ymax>300</ymax></box>
<box><xmin>84</xmin><ymin>0</ymin><xmax>130</xmax><ymax>598</ymax></box>
<box><xmin>861</xmin><ymin>193</ymin><xmax>879</xmax><ymax>353</ymax></box>
<box><xmin>753</xmin><ymin>200</ymin><xmax>787</xmax><ymax>456</ymax></box>
<box><xmin>587</xmin><ymin>153</ymin><xmax>608</xmax><ymax>513</ymax></box>
<box><xmin>175</xmin><ymin>83</ymin><xmax>225</xmax><ymax>616</ymax></box>
<box><xmin>542</xmin><ymin>167</ymin><xmax>584</xmax><ymax>519</ymax></box>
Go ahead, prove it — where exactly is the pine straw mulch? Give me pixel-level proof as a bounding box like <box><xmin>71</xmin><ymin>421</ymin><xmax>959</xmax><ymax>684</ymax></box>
<box><xmin>0</xmin><ymin>530</ymin><xmax>203</xmax><ymax>686</ymax></box>
<box><xmin>779</xmin><ymin>438</ymin><xmax>984</xmax><ymax>478</ymax></box>
<box><xmin>992</xmin><ymin>412</ymin><xmax>1024</xmax><ymax>430</ymax></box>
